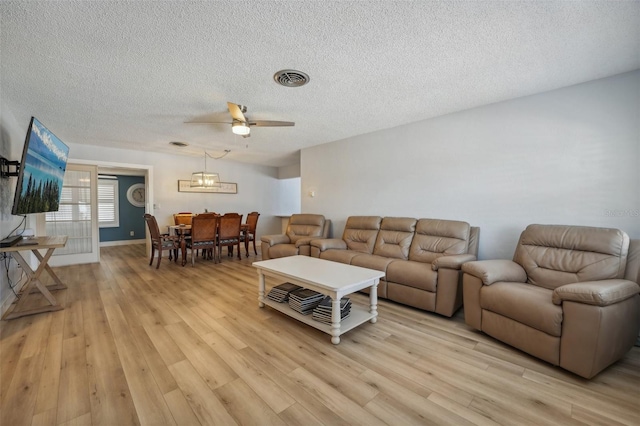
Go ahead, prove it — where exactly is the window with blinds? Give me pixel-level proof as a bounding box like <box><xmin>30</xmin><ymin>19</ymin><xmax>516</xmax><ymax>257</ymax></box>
<box><xmin>98</xmin><ymin>178</ymin><xmax>119</xmax><ymax>228</ymax></box>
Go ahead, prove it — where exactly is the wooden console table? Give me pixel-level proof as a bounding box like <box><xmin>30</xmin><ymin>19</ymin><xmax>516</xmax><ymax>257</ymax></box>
<box><xmin>1</xmin><ymin>236</ymin><xmax>68</xmax><ymax>320</ymax></box>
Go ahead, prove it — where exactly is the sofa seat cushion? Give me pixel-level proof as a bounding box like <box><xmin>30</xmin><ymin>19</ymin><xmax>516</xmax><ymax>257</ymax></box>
<box><xmin>269</xmin><ymin>244</ymin><xmax>298</xmax><ymax>259</ymax></box>
<box><xmin>386</xmin><ymin>260</ymin><xmax>438</xmax><ymax>292</ymax></box>
<box><xmin>351</xmin><ymin>254</ymin><xmax>395</xmax><ymax>275</ymax></box>
<box><xmin>481</xmin><ymin>282</ymin><xmax>563</xmax><ymax>337</ymax></box>
<box><xmin>320</xmin><ymin>249</ymin><xmax>362</xmax><ymax>264</ymax></box>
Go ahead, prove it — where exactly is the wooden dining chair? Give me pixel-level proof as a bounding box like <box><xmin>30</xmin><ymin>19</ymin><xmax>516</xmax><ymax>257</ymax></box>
<box><xmin>184</xmin><ymin>213</ymin><xmax>218</xmax><ymax>266</ymax></box>
<box><xmin>241</xmin><ymin>211</ymin><xmax>260</xmax><ymax>257</ymax></box>
<box><xmin>144</xmin><ymin>214</ymin><xmax>179</xmax><ymax>269</ymax></box>
<box><xmin>217</xmin><ymin>213</ymin><xmax>243</xmax><ymax>262</ymax></box>
<box><xmin>173</xmin><ymin>213</ymin><xmax>193</xmax><ymax>226</ymax></box>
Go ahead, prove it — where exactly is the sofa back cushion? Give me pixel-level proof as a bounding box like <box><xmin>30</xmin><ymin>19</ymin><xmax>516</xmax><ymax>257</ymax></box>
<box><xmin>409</xmin><ymin>219</ymin><xmax>471</xmax><ymax>263</ymax></box>
<box><xmin>373</xmin><ymin>217</ymin><xmax>417</xmax><ymax>259</ymax></box>
<box><xmin>286</xmin><ymin>214</ymin><xmax>326</xmax><ymax>243</ymax></box>
<box><xmin>514</xmin><ymin>224</ymin><xmax>630</xmax><ymax>290</ymax></box>
<box><xmin>343</xmin><ymin>216</ymin><xmax>382</xmax><ymax>253</ymax></box>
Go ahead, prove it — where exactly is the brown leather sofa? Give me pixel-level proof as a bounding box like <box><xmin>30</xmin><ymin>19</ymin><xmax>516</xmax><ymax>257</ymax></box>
<box><xmin>261</xmin><ymin>214</ymin><xmax>331</xmax><ymax>260</ymax></box>
<box><xmin>462</xmin><ymin>224</ymin><xmax>640</xmax><ymax>379</ymax></box>
<box><xmin>310</xmin><ymin>216</ymin><xmax>480</xmax><ymax>317</ymax></box>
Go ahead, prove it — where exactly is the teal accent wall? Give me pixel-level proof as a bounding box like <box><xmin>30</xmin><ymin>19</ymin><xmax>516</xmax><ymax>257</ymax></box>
<box><xmin>99</xmin><ymin>175</ymin><xmax>145</xmax><ymax>242</ymax></box>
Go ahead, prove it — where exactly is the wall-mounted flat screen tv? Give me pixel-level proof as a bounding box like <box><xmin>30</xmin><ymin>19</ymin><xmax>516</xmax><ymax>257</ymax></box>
<box><xmin>11</xmin><ymin>117</ymin><xmax>70</xmax><ymax>215</ymax></box>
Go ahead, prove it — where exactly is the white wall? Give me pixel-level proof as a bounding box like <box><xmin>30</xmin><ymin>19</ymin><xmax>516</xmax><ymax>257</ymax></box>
<box><xmin>0</xmin><ymin>109</ymin><xmax>39</xmax><ymax>311</ymax></box>
<box><xmin>67</xmin><ymin>143</ymin><xmax>285</xmax><ymax>236</ymax></box>
<box><xmin>301</xmin><ymin>71</ymin><xmax>640</xmax><ymax>260</ymax></box>
<box><xmin>278</xmin><ymin>164</ymin><xmax>301</xmax><ymax>179</ymax></box>
<box><xmin>276</xmin><ymin>164</ymin><xmax>301</xmax><ymax>216</ymax></box>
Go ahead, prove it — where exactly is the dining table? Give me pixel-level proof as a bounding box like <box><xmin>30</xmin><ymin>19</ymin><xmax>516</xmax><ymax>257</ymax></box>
<box><xmin>169</xmin><ymin>224</ymin><xmax>191</xmax><ymax>266</ymax></box>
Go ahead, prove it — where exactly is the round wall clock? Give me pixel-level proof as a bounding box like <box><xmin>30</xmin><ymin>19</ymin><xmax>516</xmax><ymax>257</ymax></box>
<box><xmin>126</xmin><ymin>183</ymin><xmax>145</xmax><ymax>208</ymax></box>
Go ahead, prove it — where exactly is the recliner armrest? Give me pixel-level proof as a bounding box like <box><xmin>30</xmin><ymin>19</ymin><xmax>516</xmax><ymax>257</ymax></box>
<box><xmin>260</xmin><ymin>234</ymin><xmax>290</xmax><ymax>247</ymax></box>
<box><xmin>294</xmin><ymin>237</ymin><xmax>314</xmax><ymax>248</ymax></box>
<box><xmin>462</xmin><ymin>260</ymin><xmax>527</xmax><ymax>285</ymax></box>
<box><xmin>432</xmin><ymin>254</ymin><xmax>476</xmax><ymax>271</ymax></box>
<box><xmin>310</xmin><ymin>238</ymin><xmax>347</xmax><ymax>251</ymax></box>
<box><xmin>552</xmin><ymin>279</ymin><xmax>640</xmax><ymax>306</ymax></box>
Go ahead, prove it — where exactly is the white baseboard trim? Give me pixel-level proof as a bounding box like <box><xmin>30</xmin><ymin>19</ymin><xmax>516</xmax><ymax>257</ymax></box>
<box><xmin>100</xmin><ymin>239</ymin><xmax>146</xmax><ymax>247</ymax></box>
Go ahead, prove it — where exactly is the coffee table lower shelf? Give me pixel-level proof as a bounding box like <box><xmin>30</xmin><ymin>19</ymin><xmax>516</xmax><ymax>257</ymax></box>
<box><xmin>262</xmin><ymin>298</ymin><xmax>375</xmax><ymax>336</ymax></box>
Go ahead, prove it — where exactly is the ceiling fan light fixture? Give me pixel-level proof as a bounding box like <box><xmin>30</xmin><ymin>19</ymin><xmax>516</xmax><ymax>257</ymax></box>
<box><xmin>232</xmin><ymin>121</ymin><xmax>250</xmax><ymax>135</ymax></box>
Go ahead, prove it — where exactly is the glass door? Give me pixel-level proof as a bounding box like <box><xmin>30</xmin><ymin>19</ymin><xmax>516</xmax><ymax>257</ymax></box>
<box><xmin>37</xmin><ymin>164</ymin><xmax>99</xmax><ymax>266</ymax></box>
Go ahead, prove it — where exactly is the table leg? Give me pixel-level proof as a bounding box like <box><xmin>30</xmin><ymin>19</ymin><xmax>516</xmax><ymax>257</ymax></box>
<box><xmin>258</xmin><ymin>272</ymin><xmax>265</xmax><ymax>308</ymax></box>
<box><xmin>31</xmin><ymin>250</ymin><xmax>67</xmax><ymax>292</ymax></box>
<box><xmin>3</xmin><ymin>248</ymin><xmax>64</xmax><ymax>320</ymax></box>
<box><xmin>331</xmin><ymin>295</ymin><xmax>341</xmax><ymax>344</ymax></box>
<box><xmin>181</xmin><ymin>236</ymin><xmax>187</xmax><ymax>266</ymax></box>
<box><xmin>369</xmin><ymin>282</ymin><xmax>378</xmax><ymax>323</ymax></box>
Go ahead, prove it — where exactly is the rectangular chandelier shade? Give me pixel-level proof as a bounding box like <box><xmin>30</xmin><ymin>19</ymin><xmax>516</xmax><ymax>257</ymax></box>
<box><xmin>190</xmin><ymin>171</ymin><xmax>221</xmax><ymax>188</ymax></box>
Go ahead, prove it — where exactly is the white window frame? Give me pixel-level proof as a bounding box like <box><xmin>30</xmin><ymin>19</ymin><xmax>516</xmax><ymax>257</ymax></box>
<box><xmin>98</xmin><ymin>177</ymin><xmax>119</xmax><ymax>228</ymax></box>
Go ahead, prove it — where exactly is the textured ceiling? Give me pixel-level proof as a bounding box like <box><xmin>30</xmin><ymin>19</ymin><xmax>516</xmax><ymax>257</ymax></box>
<box><xmin>1</xmin><ymin>1</ymin><xmax>639</xmax><ymax>167</ymax></box>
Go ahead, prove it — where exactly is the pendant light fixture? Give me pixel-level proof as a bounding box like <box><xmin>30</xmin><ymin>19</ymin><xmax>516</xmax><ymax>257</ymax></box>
<box><xmin>190</xmin><ymin>150</ymin><xmax>221</xmax><ymax>188</ymax></box>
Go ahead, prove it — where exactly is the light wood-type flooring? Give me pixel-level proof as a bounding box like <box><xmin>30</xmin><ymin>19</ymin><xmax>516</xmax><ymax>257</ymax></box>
<box><xmin>1</xmin><ymin>244</ymin><xmax>638</xmax><ymax>425</ymax></box>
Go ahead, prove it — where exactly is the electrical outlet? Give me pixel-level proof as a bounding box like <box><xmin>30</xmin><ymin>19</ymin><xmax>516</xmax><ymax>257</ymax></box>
<box><xmin>130</xmin><ymin>231</ymin><xmax>134</xmax><ymax>237</ymax></box>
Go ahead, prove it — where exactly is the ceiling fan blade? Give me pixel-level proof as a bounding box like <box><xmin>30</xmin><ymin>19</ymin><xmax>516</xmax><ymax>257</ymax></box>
<box><xmin>227</xmin><ymin>102</ymin><xmax>247</xmax><ymax>123</ymax></box>
<box><xmin>184</xmin><ymin>120</ymin><xmax>232</xmax><ymax>124</ymax></box>
<box><xmin>249</xmin><ymin>120</ymin><xmax>295</xmax><ymax>127</ymax></box>
<box><xmin>242</xmin><ymin>133</ymin><xmax>251</xmax><ymax>139</ymax></box>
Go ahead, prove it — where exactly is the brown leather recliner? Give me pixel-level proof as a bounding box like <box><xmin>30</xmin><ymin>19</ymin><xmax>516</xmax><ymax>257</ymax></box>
<box><xmin>260</xmin><ymin>214</ymin><xmax>331</xmax><ymax>260</ymax></box>
<box><xmin>462</xmin><ymin>224</ymin><xmax>640</xmax><ymax>379</ymax></box>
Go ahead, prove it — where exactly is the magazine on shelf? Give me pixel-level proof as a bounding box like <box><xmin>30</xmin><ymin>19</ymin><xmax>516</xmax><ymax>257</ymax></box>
<box><xmin>311</xmin><ymin>296</ymin><xmax>352</xmax><ymax>323</ymax></box>
<box><xmin>314</xmin><ymin>296</ymin><xmax>351</xmax><ymax>312</ymax></box>
<box><xmin>273</xmin><ymin>282</ymin><xmax>303</xmax><ymax>293</ymax></box>
<box><xmin>312</xmin><ymin>311</ymin><xmax>351</xmax><ymax>324</ymax></box>
<box><xmin>289</xmin><ymin>288</ymin><xmax>323</xmax><ymax>300</ymax></box>
<box><xmin>288</xmin><ymin>289</ymin><xmax>325</xmax><ymax>314</ymax></box>
<box><xmin>267</xmin><ymin>282</ymin><xmax>303</xmax><ymax>302</ymax></box>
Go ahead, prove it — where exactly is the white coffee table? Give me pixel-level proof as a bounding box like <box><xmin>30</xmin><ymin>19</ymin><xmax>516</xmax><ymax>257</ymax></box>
<box><xmin>253</xmin><ymin>256</ymin><xmax>385</xmax><ymax>344</ymax></box>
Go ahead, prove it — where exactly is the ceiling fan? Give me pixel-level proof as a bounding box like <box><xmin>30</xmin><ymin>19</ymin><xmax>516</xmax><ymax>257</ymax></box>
<box><xmin>185</xmin><ymin>102</ymin><xmax>295</xmax><ymax>138</ymax></box>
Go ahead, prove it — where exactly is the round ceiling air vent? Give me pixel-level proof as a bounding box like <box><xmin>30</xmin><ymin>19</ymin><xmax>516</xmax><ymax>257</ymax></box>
<box><xmin>273</xmin><ymin>69</ymin><xmax>310</xmax><ymax>87</ymax></box>
<box><xmin>169</xmin><ymin>141</ymin><xmax>188</xmax><ymax>147</ymax></box>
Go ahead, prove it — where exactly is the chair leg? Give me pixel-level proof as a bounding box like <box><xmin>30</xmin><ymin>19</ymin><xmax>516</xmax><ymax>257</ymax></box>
<box><xmin>236</xmin><ymin>241</ymin><xmax>241</xmax><ymax>260</ymax></box>
<box><xmin>156</xmin><ymin>248</ymin><xmax>162</xmax><ymax>269</ymax></box>
<box><xmin>253</xmin><ymin>238</ymin><xmax>257</xmax><ymax>255</ymax></box>
<box><xmin>245</xmin><ymin>238</ymin><xmax>249</xmax><ymax>257</ymax></box>
<box><xmin>149</xmin><ymin>246</ymin><xmax>155</xmax><ymax>266</ymax></box>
